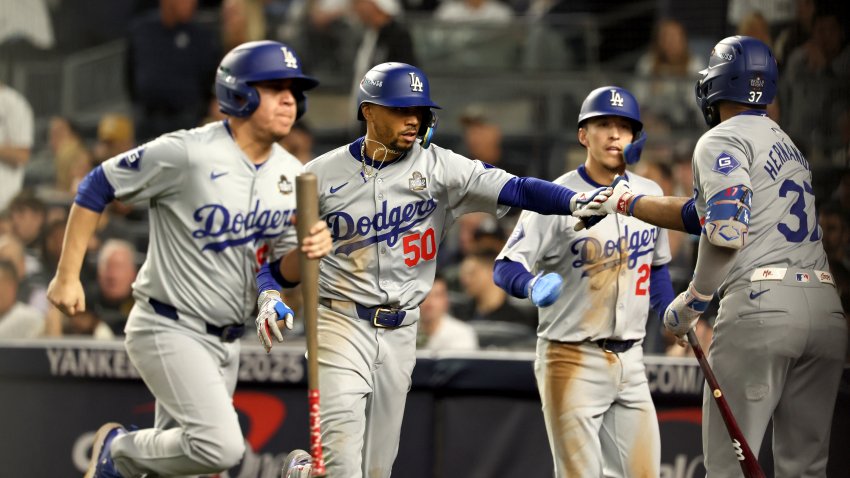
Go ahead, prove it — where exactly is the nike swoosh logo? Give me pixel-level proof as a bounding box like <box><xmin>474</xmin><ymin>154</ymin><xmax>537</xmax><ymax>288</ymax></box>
<box><xmin>329</xmin><ymin>182</ymin><xmax>349</xmax><ymax>194</ymax></box>
<box><xmin>749</xmin><ymin>289</ymin><xmax>770</xmax><ymax>300</ymax></box>
<box><xmin>210</xmin><ymin>171</ymin><xmax>228</xmax><ymax>180</ymax></box>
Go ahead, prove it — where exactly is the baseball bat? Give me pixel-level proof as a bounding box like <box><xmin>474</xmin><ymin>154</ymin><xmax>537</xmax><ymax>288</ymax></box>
<box><xmin>686</xmin><ymin>330</ymin><xmax>765</xmax><ymax>478</ymax></box>
<box><xmin>296</xmin><ymin>173</ymin><xmax>326</xmax><ymax>476</ymax></box>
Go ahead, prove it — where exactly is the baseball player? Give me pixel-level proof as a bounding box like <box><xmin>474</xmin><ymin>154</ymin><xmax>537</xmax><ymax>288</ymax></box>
<box><xmin>494</xmin><ymin>86</ymin><xmax>674</xmax><ymax>477</ymax></box>
<box><xmin>576</xmin><ymin>36</ymin><xmax>848</xmax><ymax>476</ymax></box>
<box><xmin>256</xmin><ymin>62</ymin><xmax>617</xmax><ymax>478</ymax></box>
<box><xmin>47</xmin><ymin>41</ymin><xmax>332</xmax><ymax>478</ymax></box>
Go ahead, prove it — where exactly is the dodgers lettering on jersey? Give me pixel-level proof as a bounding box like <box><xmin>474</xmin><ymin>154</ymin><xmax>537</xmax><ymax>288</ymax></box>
<box><xmin>306</xmin><ymin>137</ymin><xmax>514</xmax><ymax>309</ymax></box>
<box><xmin>327</xmin><ymin>197</ymin><xmax>438</xmax><ymax>255</ymax></box>
<box><xmin>101</xmin><ymin>121</ymin><xmax>302</xmax><ymax>326</ymax></box>
<box><xmin>499</xmin><ymin>167</ymin><xmax>671</xmax><ymax>342</ymax></box>
<box><xmin>692</xmin><ymin>113</ymin><xmax>829</xmax><ymax>294</ymax></box>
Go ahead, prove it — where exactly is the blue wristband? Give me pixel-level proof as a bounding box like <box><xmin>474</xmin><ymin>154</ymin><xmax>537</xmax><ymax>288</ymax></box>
<box><xmin>628</xmin><ymin>194</ymin><xmax>644</xmax><ymax>216</ymax></box>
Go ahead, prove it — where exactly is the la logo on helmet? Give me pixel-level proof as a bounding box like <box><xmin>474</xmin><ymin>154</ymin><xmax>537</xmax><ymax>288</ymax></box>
<box><xmin>281</xmin><ymin>47</ymin><xmax>298</xmax><ymax>69</ymax></box>
<box><xmin>409</xmin><ymin>73</ymin><xmax>424</xmax><ymax>92</ymax></box>
<box><xmin>609</xmin><ymin>89</ymin><xmax>624</xmax><ymax>107</ymax></box>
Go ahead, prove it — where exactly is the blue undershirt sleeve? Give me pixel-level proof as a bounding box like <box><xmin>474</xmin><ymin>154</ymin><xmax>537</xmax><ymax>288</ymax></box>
<box><xmin>681</xmin><ymin>198</ymin><xmax>701</xmax><ymax>236</ymax></box>
<box><xmin>497</xmin><ymin>177</ymin><xmax>577</xmax><ymax>215</ymax></box>
<box><xmin>256</xmin><ymin>262</ymin><xmax>283</xmax><ymax>294</ymax></box>
<box><xmin>493</xmin><ymin>258</ymin><xmax>535</xmax><ymax>299</ymax></box>
<box><xmin>74</xmin><ymin>166</ymin><xmax>116</xmax><ymax>212</ymax></box>
<box><xmin>649</xmin><ymin>264</ymin><xmax>675</xmax><ymax>317</ymax></box>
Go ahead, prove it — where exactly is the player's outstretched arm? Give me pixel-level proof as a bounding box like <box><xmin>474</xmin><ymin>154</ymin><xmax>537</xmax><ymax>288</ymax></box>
<box><xmin>496</xmin><ymin>176</ymin><xmax>611</xmax><ymax>216</ymax></box>
<box><xmin>47</xmin><ymin>204</ymin><xmax>102</xmax><ymax>316</ymax></box>
<box><xmin>631</xmin><ymin>195</ymin><xmax>694</xmax><ymax>233</ymax></box>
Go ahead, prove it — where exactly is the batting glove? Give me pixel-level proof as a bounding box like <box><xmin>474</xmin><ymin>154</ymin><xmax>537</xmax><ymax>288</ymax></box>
<box><xmin>663</xmin><ymin>283</ymin><xmax>712</xmax><ymax>338</ymax></box>
<box><xmin>256</xmin><ymin>290</ymin><xmax>294</xmax><ymax>353</ymax></box>
<box><xmin>573</xmin><ymin>176</ymin><xmax>645</xmax><ymax>231</ymax></box>
<box><xmin>569</xmin><ymin>186</ymin><xmax>611</xmax><ymax>215</ymax></box>
<box><xmin>528</xmin><ymin>272</ymin><xmax>564</xmax><ymax>307</ymax></box>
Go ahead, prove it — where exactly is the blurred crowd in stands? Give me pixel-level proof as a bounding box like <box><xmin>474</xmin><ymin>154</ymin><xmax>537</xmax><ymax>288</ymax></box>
<box><xmin>0</xmin><ymin>0</ymin><xmax>848</xmax><ymax>359</ymax></box>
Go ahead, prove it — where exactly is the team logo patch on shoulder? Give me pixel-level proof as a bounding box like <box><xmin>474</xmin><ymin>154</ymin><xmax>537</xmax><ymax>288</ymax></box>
<box><xmin>117</xmin><ymin>147</ymin><xmax>144</xmax><ymax>171</ymax></box>
<box><xmin>712</xmin><ymin>152</ymin><xmax>740</xmax><ymax>176</ymax></box>
<box><xmin>278</xmin><ymin>175</ymin><xmax>293</xmax><ymax>195</ymax></box>
<box><xmin>409</xmin><ymin>171</ymin><xmax>427</xmax><ymax>191</ymax></box>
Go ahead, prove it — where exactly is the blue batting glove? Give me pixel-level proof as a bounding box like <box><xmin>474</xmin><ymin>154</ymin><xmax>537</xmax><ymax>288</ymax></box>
<box><xmin>623</xmin><ymin>131</ymin><xmax>647</xmax><ymax>165</ymax></box>
<box><xmin>528</xmin><ymin>272</ymin><xmax>564</xmax><ymax>307</ymax></box>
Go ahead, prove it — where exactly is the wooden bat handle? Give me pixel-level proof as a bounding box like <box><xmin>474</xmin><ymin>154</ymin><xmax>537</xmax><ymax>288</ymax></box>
<box><xmin>687</xmin><ymin>330</ymin><xmax>765</xmax><ymax>478</ymax></box>
<box><xmin>295</xmin><ymin>173</ymin><xmax>326</xmax><ymax>476</ymax></box>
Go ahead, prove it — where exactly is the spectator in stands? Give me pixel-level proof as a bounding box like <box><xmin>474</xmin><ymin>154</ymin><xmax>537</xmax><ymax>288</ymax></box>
<box><xmin>280</xmin><ymin>121</ymin><xmax>315</xmax><ymax>164</ymax></box>
<box><xmin>220</xmin><ymin>0</ymin><xmax>267</xmax><ymax>52</ymax></box>
<box><xmin>47</xmin><ymin>116</ymin><xmax>92</xmax><ymax>198</ymax></box>
<box><xmin>833</xmin><ymin>170</ymin><xmax>850</xmax><ymax>225</ymax></box>
<box><xmin>8</xmin><ymin>192</ymin><xmax>46</xmax><ymax>275</ymax></box>
<box><xmin>0</xmin><ymin>259</ymin><xmax>44</xmax><ymax>339</ymax></box>
<box><xmin>0</xmin><ymin>82</ymin><xmax>35</xmax><ymax>212</ymax></box>
<box><xmin>127</xmin><ymin>0</ymin><xmax>221</xmax><ymax>142</ymax></box>
<box><xmin>301</xmin><ymin>0</ymin><xmax>355</xmax><ymax>73</ymax></box>
<box><xmin>633</xmin><ymin>18</ymin><xmax>704</xmax><ymax>131</ymax></box>
<box><xmin>782</xmin><ymin>8</ymin><xmax>850</xmax><ymax>155</ymax></box>
<box><xmin>737</xmin><ymin>11</ymin><xmax>774</xmax><ymax>49</ymax></box>
<box><xmin>775</xmin><ymin>0</ymin><xmax>817</xmax><ymax>66</ymax></box>
<box><xmin>93</xmin><ymin>113</ymin><xmax>136</xmax><ymax>165</ymax></box>
<box><xmin>0</xmin><ymin>232</ymin><xmax>47</xmax><ymax>314</ymax></box>
<box><xmin>350</xmin><ymin>0</ymin><xmax>417</xmax><ymax>115</ymax></box>
<box><xmin>418</xmin><ymin>275</ymin><xmax>478</xmax><ymax>351</ymax></box>
<box><xmin>458</xmin><ymin>108</ymin><xmax>525</xmax><ymax>176</ymax></box>
<box><xmin>819</xmin><ymin>202</ymin><xmax>850</xmax><ymax>271</ymax></box>
<box><xmin>91</xmin><ymin>239</ymin><xmax>138</xmax><ymax>335</ymax></box>
<box><xmin>459</xmin><ymin>250</ymin><xmax>536</xmax><ymax>331</ymax></box>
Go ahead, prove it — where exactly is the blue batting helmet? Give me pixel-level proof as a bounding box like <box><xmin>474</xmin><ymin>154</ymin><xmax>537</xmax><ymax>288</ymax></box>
<box><xmin>577</xmin><ymin>86</ymin><xmax>643</xmax><ymax>134</ymax></box>
<box><xmin>695</xmin><ymin>36</ymin><xmax>778</xmax><ymax>126</ymax></box>
<box><xmin>357</xmin><ymin>62</ymin><xmax>441</xmax><ymax>148</ymax></box>
<box><xmin>215</xmin><ymin>41</ymin><xmax>319</xmax><ymax>119</ymax></box>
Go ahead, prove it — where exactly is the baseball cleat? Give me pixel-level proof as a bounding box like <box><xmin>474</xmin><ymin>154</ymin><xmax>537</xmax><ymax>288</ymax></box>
<box><xmin>85</xmin><ymin>422</ymin><xmax>127</xmax><ymax>478</ymax></box>
<box><xmin>280</xmin><ymin>449</ymin><xmax>312</xmax><ymax>478</ymax></box>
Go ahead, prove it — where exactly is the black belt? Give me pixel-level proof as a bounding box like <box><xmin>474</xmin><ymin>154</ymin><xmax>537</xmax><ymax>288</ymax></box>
<box><xmin>593</xmin><ymin>338</ymin><xmax>637</xmax><ymax>353</ymax></box>
<box><xmin>319</xmin><ymin>299</ymin><xmax>406</xmax><ymax>328</ymax></box>
<box><xmin>148</xmin><ymin>298</ymin><xmax>245</xmax><ymax>343</ymax></box>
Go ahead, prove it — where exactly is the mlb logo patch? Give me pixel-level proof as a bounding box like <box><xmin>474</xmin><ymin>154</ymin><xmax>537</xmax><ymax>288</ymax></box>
<box><xmin>712</xmin><ymin>152</ymin><xmax>740</xmax><ymax>176</ymax></box>
<box><xmin>795</xmin><ymin>273</ymin><xmax>810</xmax><ymax>283</ymax></box>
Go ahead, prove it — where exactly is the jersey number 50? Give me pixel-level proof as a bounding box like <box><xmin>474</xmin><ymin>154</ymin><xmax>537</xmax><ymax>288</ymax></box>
<box><xmin>404</xmin><ymin>228</ymin><xmax>437</xmax><ymax>267</ymax></box>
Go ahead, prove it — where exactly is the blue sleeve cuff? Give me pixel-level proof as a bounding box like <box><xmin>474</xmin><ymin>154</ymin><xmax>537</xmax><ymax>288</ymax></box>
<box><xmin>270</xmin><ymin>257</ymin><xmax>300</xmax><ymax>289</ymax></box>
<box><xmin>256</xmin><ymin>262</ymin><xmax>282</xmax><ymax>294</ymax></box>
<box><xmin>74</xmin><ymin>165</ymin><xmax>115</xmax><ymax>212</ymax></box>
<box><xmin>497</xmin><ymin>177</ymin><xmax>576</xmax><ymax>215</ymax></box>
<box><xmin>493</xmin><ymin>258</ymin><xmax>535</xmax><ymax>299</ymax></box>
<box><xmin>682</xmin><ymin>198</ymin><xmax>701</xmax><ymax>236</ymax></box>
<box><xmin>649</xmin><ymin>264</ymin><xmax>675</xmax><ymax>317</ymax></box>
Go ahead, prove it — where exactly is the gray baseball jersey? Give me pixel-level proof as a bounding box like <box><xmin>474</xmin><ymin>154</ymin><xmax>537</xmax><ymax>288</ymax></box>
<box><xmin>99</xmin><ymin>120</ymin><xmax>303</xmax><ymax>476</ymax></box>
<box><xmin>692</xmin><ymin>112</ymin><xmax>828</xmax><ymax>294</ymax></box>
<box><xmin>306</xmin><ymin>138</ymin><xmax>514</xmax><ymax>309</ymax></box>
<box><xmin>691</xmin><ymin>111</ymin><xmax>846</xmax><ymax>476</ymax></box>
<box><xmin>102</xmin><ymin>121</ymin><xmax>300</xmax><ymax>328</ymax></box>
<box><xmin>498</xmin><ymin>167</ymin><xmax>671</xmax><ymax>342</ymax></box>
<box><xmin>304</xmin><ymin>137</ymin><xmax>513</xmax><ymax>478</ymax></box>
<box><xmin>498</xmin><ymin>166</ymin><xmax>669</xmax><ymax>477</ymax></box>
